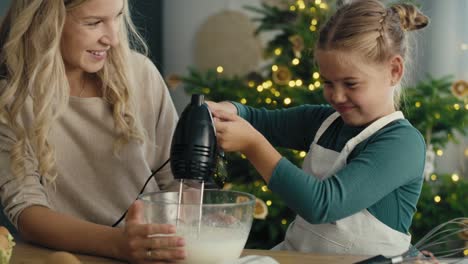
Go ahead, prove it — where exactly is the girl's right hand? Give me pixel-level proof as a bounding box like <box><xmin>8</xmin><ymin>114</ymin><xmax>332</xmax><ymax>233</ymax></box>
<box><xmin>120</xmin><ymin>201</ymin><xmax>186</xmax><ymax>264</ymax></box>
<box><xmin>206</xmin><ymin>101</ymin><xmax>237</xmax><ymax>116</ymax></box>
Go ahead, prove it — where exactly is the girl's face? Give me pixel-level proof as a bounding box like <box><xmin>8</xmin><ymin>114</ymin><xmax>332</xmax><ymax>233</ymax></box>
<box><xmin>316</xmin><ymin>49</ymin><xmax>402</xmax><ymax>126</ymax></box>
<box><xmin>60</xmin><ymin>0</ymin><xmax>124</xmax><ymax>74</ymax></box>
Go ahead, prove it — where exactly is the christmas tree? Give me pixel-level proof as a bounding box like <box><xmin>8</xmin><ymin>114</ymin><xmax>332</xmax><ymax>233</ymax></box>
<box><xmin>174</xmin><ymin>0</ymin><xmax>468</xmax><ymax>249</ymax></box>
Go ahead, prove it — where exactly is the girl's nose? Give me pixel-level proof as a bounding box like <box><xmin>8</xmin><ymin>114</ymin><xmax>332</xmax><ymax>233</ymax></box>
<box><xmin>331</xmin><ymin>88</ymin><xmax>347</xmax><ymax>103</ymax></box>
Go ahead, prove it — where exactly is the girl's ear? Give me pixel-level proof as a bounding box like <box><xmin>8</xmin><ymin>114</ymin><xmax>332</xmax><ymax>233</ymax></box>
<box><xmin>389</xmin><ymin>55</ymin><xmax>404</xmax><ymax>86</ymax></box>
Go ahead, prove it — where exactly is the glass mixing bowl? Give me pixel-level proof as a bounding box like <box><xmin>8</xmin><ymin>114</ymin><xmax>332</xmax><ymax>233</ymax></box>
<box><xmin>139</xmin><ymin>189</ymin><xmax>255</xmax><ymax>264</ymax></box>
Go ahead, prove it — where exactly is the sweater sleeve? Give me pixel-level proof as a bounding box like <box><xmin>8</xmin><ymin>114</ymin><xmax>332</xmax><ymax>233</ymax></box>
<box><xmin>232</xmin><ymin>102</ymin><xmax>334</xmax><ymax>150</ymax></box>
<box><xmin>0</xmin><ymin>123</ymin><xmax>50</xmax><ymax>229</ymax></box>
<box><xmin>140</xmin><ymin>57</ymin><xmax>178</xmax><ymax>190</ymax></box>
<box><xmin>268</xmin><ymin>123</ymin><xmax>425</xmax><ymax>228</ymax></box>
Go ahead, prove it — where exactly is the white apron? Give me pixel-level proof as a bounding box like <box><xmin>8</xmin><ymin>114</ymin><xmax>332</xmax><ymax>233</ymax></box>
<box><xmin>274</xmin><ymin>111</ymin><xmax>411</xmax><ymax>257</ymax></box>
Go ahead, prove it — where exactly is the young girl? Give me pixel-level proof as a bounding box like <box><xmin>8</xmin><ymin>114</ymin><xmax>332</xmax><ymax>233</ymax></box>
<box><xmin>209</xmin><ymin>0</ymin><xmax>429</xmax><ymax>256</ymax></box>
<box><xmin>0</xmin><ymin>0</ymin><xmax>185</xmax><ymax>262</ymax></box>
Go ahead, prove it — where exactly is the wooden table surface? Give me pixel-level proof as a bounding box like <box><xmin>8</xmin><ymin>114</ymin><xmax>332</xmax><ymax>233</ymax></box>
<box><xmin>11</xmin><ymin>241</ymin><xmax>370</xmax><ymax>264</ymax></box>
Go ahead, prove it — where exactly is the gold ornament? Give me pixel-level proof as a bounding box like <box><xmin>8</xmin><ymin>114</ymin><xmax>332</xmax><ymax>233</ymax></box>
<box><xmin>253</xmin><ymin>198</ymin><xmax>268</xmax><ymax>220</ymax></box>
<box><xmin>165</xmin><ymin>74</ymin><xmax>182</xmax><ymax>89</ymax></box>
<box><xmin>460</xmin><ymin>219</ymin><xmax>468</xmax><ymax>240</ymax></box>
<box><xmin>272</xmin><ymin>66</ymin><xmax>292</xmax><ymax>85</ymax></box>
<box><xmin>289</xmin><ymin>34</ymin><xmax>305</xmax><ymax>58</ymax></box>
<box><xmin>451</xmin><ymin>80</ymin><xmax>468</xmax><ymax>98</ymax></box>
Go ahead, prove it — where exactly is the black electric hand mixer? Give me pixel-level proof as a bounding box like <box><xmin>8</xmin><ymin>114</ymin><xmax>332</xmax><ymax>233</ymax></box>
<box><xmin>170</xmin><ymin>94</ymin><xmax>223</xmax><ymax>231</ymax></box>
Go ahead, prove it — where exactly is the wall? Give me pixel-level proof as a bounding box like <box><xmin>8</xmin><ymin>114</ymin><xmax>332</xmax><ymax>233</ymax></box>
<box><xmin>0</xmin><ymin>0</ymin><xmax>10</xmax><ymax>16</ymax></box>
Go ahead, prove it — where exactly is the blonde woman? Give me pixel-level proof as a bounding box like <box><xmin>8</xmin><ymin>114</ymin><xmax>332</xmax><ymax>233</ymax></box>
<box><xmin>0</xmin><ymin>0</ymin><xmax>185</xmax><ymax>262</ymax></box>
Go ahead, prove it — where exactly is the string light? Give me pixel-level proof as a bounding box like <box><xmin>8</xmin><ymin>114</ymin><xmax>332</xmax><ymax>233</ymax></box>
<box><xmin>292</xmin><ymin>58</ymin><xmax>300</xmax><ymax>65</ymax></box>
<box><xmin>272</xmin><ymin>65</ymin><xmax>279</xmax><ymax>71</ymax></box>
<box><xmin>281</xmin><ymin>219</ymin><xmax>288</xmax><ymax>225</ymax></box>
<box><xmin>451</xmin><ymin>174</ymin><xmax>460</xmax><ymax>182</ymax></box>
<box><xmin>315</xmin><ymin>0</ymin><xmax>322</xmax><ymax>4</ymax></box>
<box><xmin>299</xmin><ymin>151</ymin><xmax>307</xmax><ymax>158</ymax></box>
<box><xmin>257</xmin><ymin>86</ymin><xmax>264</xmax><ymax>92</ymax></box>
<box><xmin>274</xmin><ymin>91</ymin><xmax>281</xmax><ymax>97</ymax></box>
<box><xmin>295</xmin><ymin>79</ymin><xmax>303</xmax><ymax>86</ymax></box>
<box><xmin>414</xmin><ymin>212</ymin><xmax>422</xmax><ymax>220</ymax></box>
<box><xmin>297</xmin><ymin>0</ymin><xmax>306</xmax><ymax>9</ymax></box>
<box><xmin>461</xmin><ymin>43</ymin><xmax>468</xmax><ymax>51</ymax></box>
<box><xmin>464</xmin><ymin>249</ymin><xmax>468</xmax><ymax>256</ymax></box>
<box><xmin>216</xmin><ymin>66</ymin><xmax>224</xmax><ymax>73</ymax></box>
<box><xmin>241</xmin><ymin>154</ymin><xmax>246</xmax><ymax>159</ymax></box>
<box><xmin>289</xmin><ymin>81</ymin><xmax>296</xmax><ymax>87</ymax></box>
<box><xmin>284</xmin><ymin>98</ymin><xmax>292</xmax><ymax>105</ymax></box>
<box><xmin>434</xmin><ymin>195</ymin><xmax>441</xmax><ymax>203</ymax></box>
<box><xmin>266</xmin><ymin>200</ymin><xmax>272</xmax><ymax>206</ymax></box>
<box><xmin>453</xmin><ymin>104</ymin><xmax>461</xmax><ymax>110</ymax></box>
<box><xmin>314</xmin><ymin>81</ymin><xmax>321</xmax><ymax>87</ymax></box>
<box><xmin>311</xmin><ymin>19</ymin><xmax>318</xmax><ymax>26</ymax></box>
<box><xmin>248</xmin><ymin>81</ymin><xmax>255</xmax><ymax>88</ymax></box>
<box><xmin>202</xmin><ymin>88</ymin><xmax>210</xmax><ymax>94</ymax></box>
<box><xmin>436</xmin><ymin>150</ymin><xmax>444</xmax><ymax>156</ymax></box>
<box><xmin>310</xmin><ymin>25</ymin><xmax>317</xmax><ymax>32</ymax></box>
<box><xmin>309</xmin><ymin>84</ymin><xmax>315</xmax><ymax>91</ymax></box>
<box><xmin>434</xmin><ymin>113</ymin><xmax>441</xmax><ymax>119</ymax></box>
<box><xmin>265</xmin><ymin>98</ymin><xmax>272</xmax><ymax>104</ymax></box>
<box><xmin>261</xmin><ymin>185</ymin><xmax>269</xmax><ymax>192</ymax></box>
<box><xmin>313</xmin><ymin>72</ymin><xmax>320</xmax><ymax>79</ymax></box>
<box><xmin>464</xmin><ymin>148</ymin><xmax>468</xmax><ymax>157</ymax></box>
<box><xmin>274</xmin><ymin>48</ymin><xmax>282</xmax><ymax>56</ymax></box>
<box><xmin>310</xmin><ymin>7</ymin><xmax>317</xmax><ymax>13</ymax></box>
<box><xmin>415</xmin><ymin>102</ymin><xmax>422</xmax><ymax>108</ymax></box>
<box><xmin>290</xmin><ymin>5</ymin><xmax>296</xmax><ymax>11</ymax></box>
<box><xmin>320</xmin><ymin>3</ymin><xmax>328</xmax><ymax>9</ymax></box>
<box><xmin>240</xmin><ymin>98</ymin><xmax>247</xmax><ymax>104</ymax></box>
<box><xmin>430</xmin><ymin>174</ymin><xmax>437</xmax><ymax>181</ymax></box>
<box><xmin>465</xmin><ymin>104</ymin><xmax>468</xmax><ymax>110</ymax></box>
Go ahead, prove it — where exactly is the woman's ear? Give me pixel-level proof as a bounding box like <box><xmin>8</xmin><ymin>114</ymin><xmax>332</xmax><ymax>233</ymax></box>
<box><xmin>389</xmin><ymin>55</ymin><xmax>404</xmax><ymax>86</ymax></box>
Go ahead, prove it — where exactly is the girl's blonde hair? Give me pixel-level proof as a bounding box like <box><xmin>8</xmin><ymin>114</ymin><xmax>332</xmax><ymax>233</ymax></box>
<box><xmin>0</xmin><ymin>0</ymin><xmax>148</xmax><ymax>183</ymax></box>
<box><xmin>317</xmin><ymin>0</ymin><xmax>429</xmax><ymax>108</ymax></box>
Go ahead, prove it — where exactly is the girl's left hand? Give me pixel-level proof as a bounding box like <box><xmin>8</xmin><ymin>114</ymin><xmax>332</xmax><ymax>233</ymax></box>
<box><xmin>212</xmin><ymin>110</ymin><xmax>262</xmax><ymax>154</ymax></box>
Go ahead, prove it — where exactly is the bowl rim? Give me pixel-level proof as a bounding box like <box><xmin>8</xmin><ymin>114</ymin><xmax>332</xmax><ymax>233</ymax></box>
<box><xmin>138</xmin><ymin>189</ymin><xmax>256</xmax><ymax>207</ymax></box>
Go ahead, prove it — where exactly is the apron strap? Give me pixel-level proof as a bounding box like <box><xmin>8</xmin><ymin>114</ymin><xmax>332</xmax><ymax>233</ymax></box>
<box><xmin>343</xmin><ymin>111</ymin><xmax>404</xmax><ymax>153</ymax></box>
<box><xmin>313</xmin><ymin>112</ymin><xmax>340</xmax><ymax>144</ymax></box>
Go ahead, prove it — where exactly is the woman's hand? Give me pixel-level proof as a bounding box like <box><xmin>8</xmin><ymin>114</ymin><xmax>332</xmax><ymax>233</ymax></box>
<box><xmin>120</xmin><ymin>201</ymin><xmax>186</xmax><ymax>264</ymax></box>
<box><xmin>212</xmin><ymin>110</ymin><xmax>262</xmax><ymax>154</ymax></box>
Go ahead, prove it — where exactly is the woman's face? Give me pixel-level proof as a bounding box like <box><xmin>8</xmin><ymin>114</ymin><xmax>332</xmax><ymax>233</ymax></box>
<box><xmin>316</xmin><ymin>49</ymin><xmax>402</xmax><ymax>126</ymax></box>
<box><xmin>60</xmin><ymin>0</ymin><xmax>124</xmax><ymax>74</ymax></box>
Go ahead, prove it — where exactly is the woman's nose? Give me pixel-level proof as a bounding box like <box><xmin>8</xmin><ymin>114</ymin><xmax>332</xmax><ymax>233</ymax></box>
<box><xmin>100</xmin><ymin>22</ymin><xmax>120</xmax><ymax>47</ymax></box>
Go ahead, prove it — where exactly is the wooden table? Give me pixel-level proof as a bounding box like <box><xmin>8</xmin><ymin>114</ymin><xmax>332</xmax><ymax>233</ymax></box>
<box><xmin>11</xmin><ymin>241</ymin><xmax>369</xmax><ymax>264</ymax></box>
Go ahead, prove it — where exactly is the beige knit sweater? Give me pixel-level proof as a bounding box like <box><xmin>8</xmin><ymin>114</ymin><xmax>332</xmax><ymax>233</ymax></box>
<box><xmin>0</xmin><ymin>52</ymin><xmax>178</xmax><ymax>228</ymax></box>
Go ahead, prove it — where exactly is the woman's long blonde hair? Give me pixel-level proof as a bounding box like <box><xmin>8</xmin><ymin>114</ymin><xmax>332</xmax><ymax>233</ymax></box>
<box><xmin>0</xmin><ymin>0</ymin><xmax>147</xmax><ymax>183</ymax></box>
<box><xmin>316</xmin><ymin>0</ymin><xmax>429</xmax><ymax>109</ymax></box>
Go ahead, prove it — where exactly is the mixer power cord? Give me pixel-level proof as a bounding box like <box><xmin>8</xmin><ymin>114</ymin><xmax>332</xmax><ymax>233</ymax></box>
<box><xmin>111</xmin><ymin>158</ymin><xmax>170</xmax><ymax>227</ymax></box>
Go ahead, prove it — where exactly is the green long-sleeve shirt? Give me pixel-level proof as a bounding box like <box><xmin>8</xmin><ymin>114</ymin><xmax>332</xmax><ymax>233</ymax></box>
<box><xmin>234</xmin><ymin>103</ymin><xmax>425</xmax><ymax>234</ymax></box>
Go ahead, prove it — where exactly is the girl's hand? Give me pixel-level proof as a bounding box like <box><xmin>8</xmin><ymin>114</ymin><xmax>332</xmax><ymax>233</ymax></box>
<box><xmin>206</xmin><ymin>101</ymin><xmax>237</xmax><ymax>116</ymax></box>
<box><xmin>212</xmin><ymin>110</ymin><xmax>262</xmax><ymax>154</ymax></box>
<box><xmin>120</xmin><ymin>201</ymin><xmax>186</xmax><ymax>264</ymax></box>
